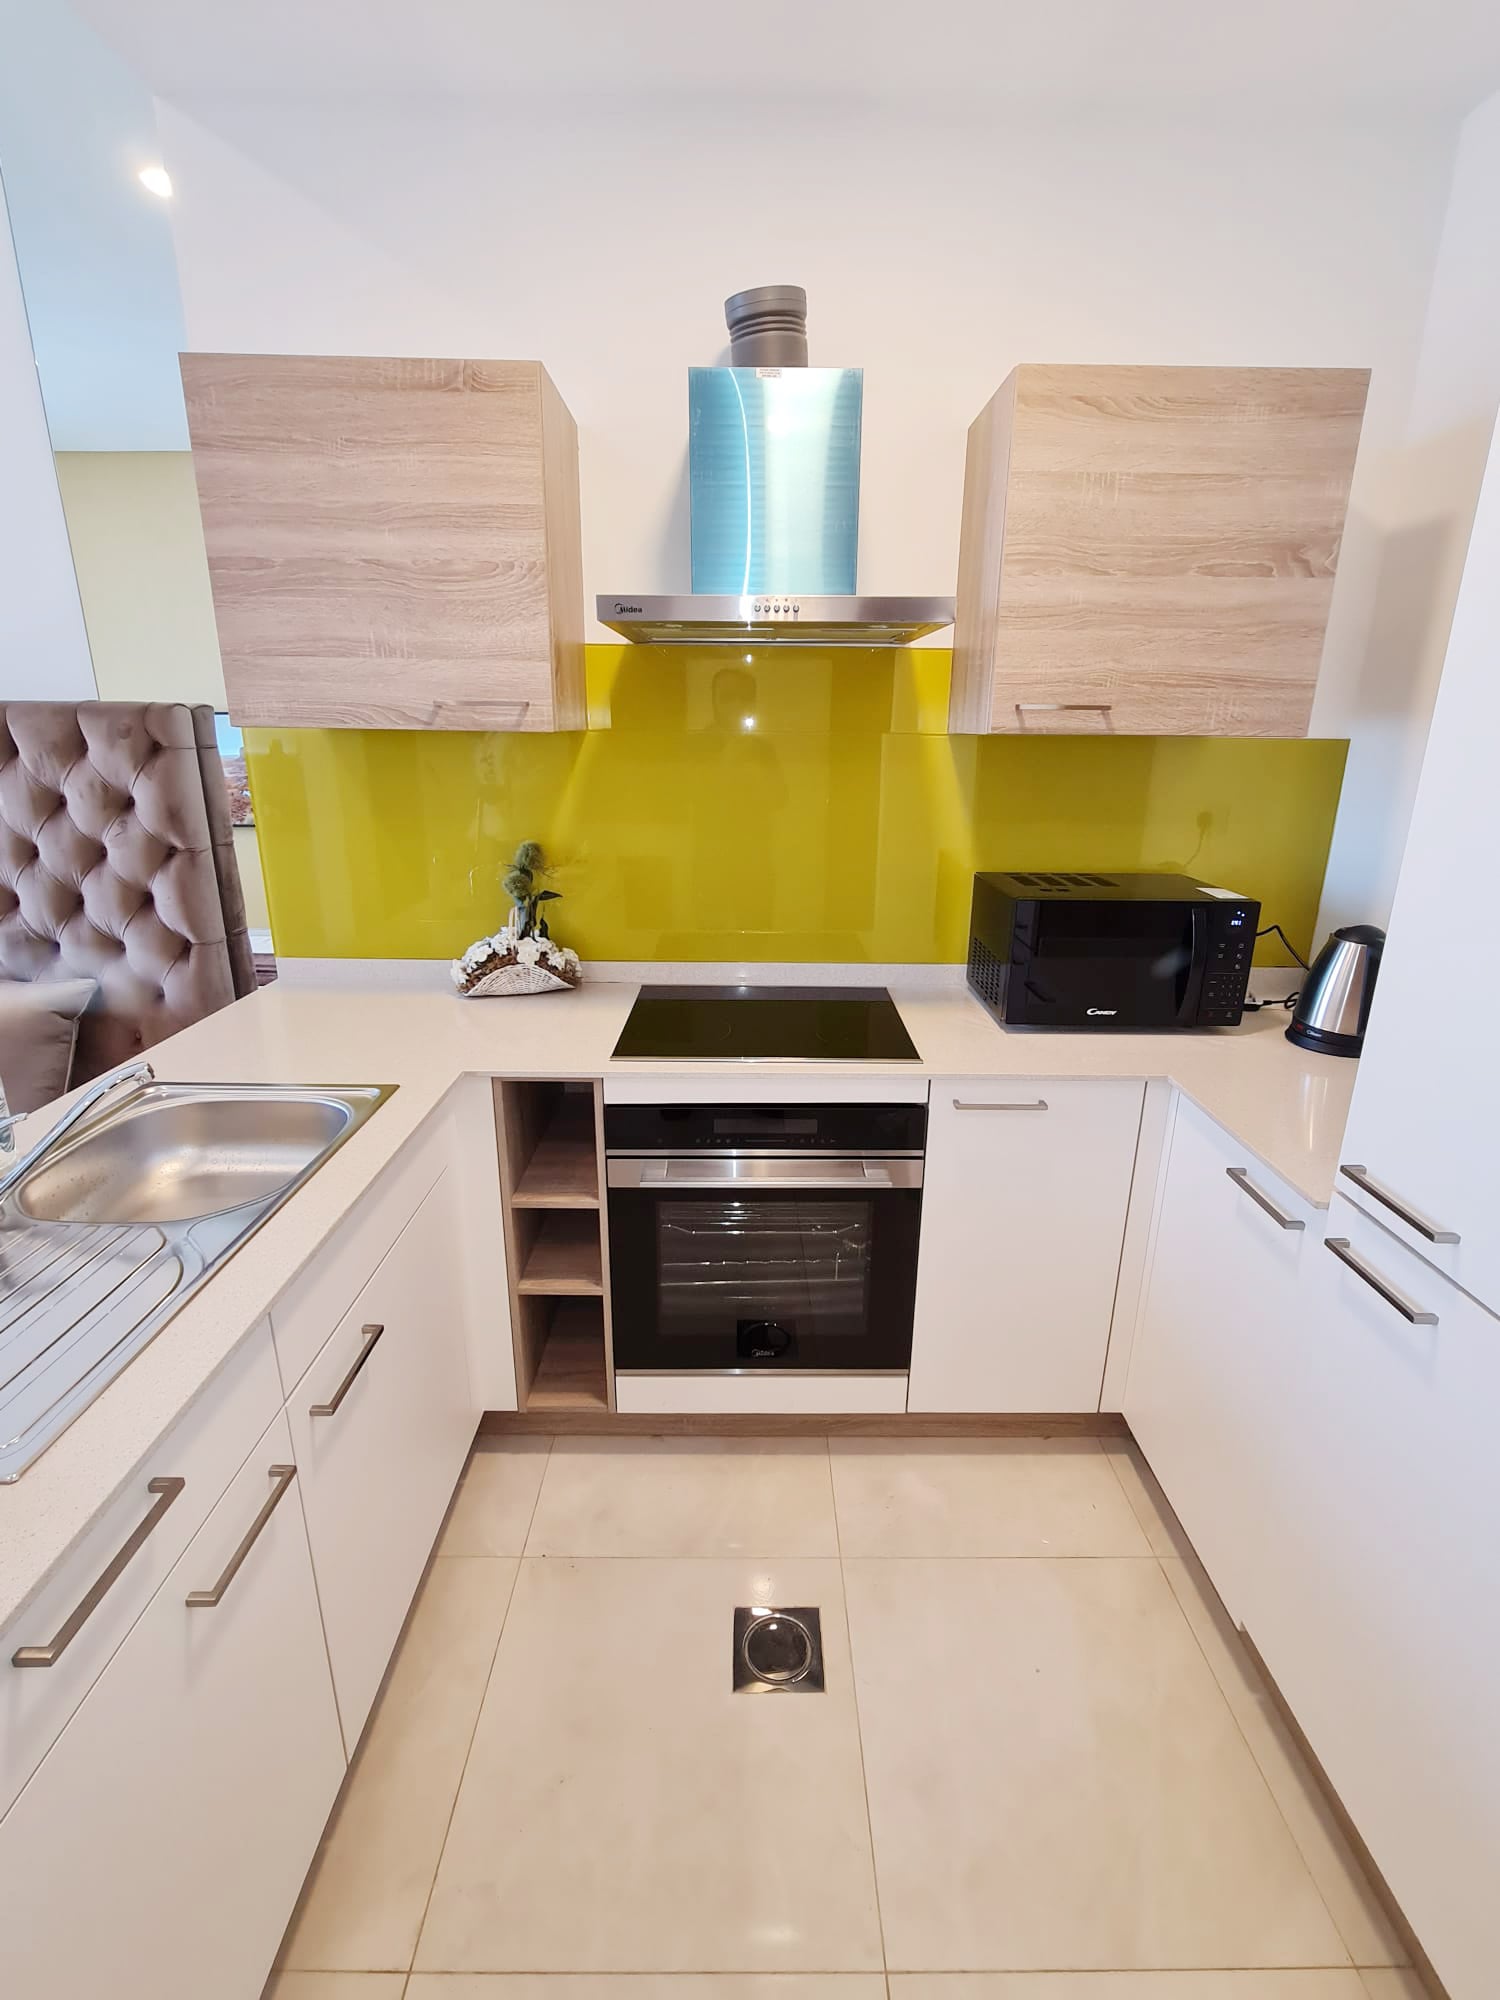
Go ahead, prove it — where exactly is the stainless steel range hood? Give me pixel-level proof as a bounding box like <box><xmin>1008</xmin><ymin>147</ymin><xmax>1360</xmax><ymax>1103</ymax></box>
<box><xmin>596</xmin><ymin>594</ymin><xmax>954</xmax><ymax>647</ymax></box>
<box><xmin>600</xmin><ymin>287</ymin><xmax>953</xmax><ymax>647</ymax></box>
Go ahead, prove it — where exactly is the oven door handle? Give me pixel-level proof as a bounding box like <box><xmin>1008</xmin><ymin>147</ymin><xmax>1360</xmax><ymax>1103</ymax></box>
<box><xmin>606</xmin><ymin>1157</ymin><xmax>923</xmax><ymax>1191</ymax></box>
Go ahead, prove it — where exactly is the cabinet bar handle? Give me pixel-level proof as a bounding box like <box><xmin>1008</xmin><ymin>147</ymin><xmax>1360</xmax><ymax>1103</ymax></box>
<box><xmin>952</xmin><ymin>1098</ymin><xmax>1049</xmax><ymax>1112</ymax></box>
<box><xmin>310</xmin><ymin>1322</ymin><xmax>386</xmax><ymax>1417</ymax></box>
<box><xmin>1324</xmin><ymin>1237</ymin><xmax>1438</xmax><ymax>1325</ymax></box>
<box><xmin>1226</xmin><ymin>1167</ymin><xmax>1305</xmax><ymax>1231</ymax></box>
<box><xmin>11</xmin><ymin>1476</ymin><xmax>186</xmax><ymax>1668</ymax></box>
<box><xmin>1339</xmin><ymin>1165</ymin><xmax>1459</xmax><ymax>1244</ymax></box>
<box><xmin>1014</xmin><ymin>702</ymin><xmax>1114</xmax><ymax>714</ymax></box>
<box><xmin>186</xmin><ymin>1465</ymin><xmax>297</xmax><ymax>1609</ymax></box>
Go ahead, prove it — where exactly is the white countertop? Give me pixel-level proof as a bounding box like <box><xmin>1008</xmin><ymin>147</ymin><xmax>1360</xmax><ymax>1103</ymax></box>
<box><xmin>0</xmin><ymin>970</ymin><xmax>1355</xmax><ymax>1629</ymax></box>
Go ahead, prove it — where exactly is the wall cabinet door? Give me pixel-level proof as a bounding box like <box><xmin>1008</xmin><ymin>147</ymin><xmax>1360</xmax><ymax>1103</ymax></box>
<box><xmin>949</xmin><ymin>364</ymin><xmax>1370</xmax><ymax>735</ymax></box>
<box><xmin>181</xmin><ymin>353</ymin><xmax>584</xmax><ymax>731</ymax></box>
<box><xmin>908</xmin><ymin>1078</ymin><xmax>1144</xmax><ymax>1411</ymax></box>
<box><xmin>1337</xmin><ymin>422</ymin><xmax>1500</xmax><ymax>1315</ymax></box>
<box><xmin>288</xmin><ymin>1170</ymin><xmax>475</xmax><ymax>1746</ymax></box>
<box><xmin>1247</xmin><ymin>1201</ymin><xmax>1500</xmax><ymax>2000</ymax></box>
<box><xmin>1124</xmin><ymin>1095</ymin><xmax>1318</xmax><ymax>1626</ymax></box>
<box><xmin>0</xmin><ymin>1409</ymin><xmax>344</xmax><ymax>2000</ymax></box>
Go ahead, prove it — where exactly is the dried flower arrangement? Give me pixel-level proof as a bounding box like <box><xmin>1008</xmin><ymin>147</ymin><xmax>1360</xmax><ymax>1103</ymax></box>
<box><xmin>450</xmin><ymin>841</ymin><xmax>583</xmax><ymax>997</ymax></box>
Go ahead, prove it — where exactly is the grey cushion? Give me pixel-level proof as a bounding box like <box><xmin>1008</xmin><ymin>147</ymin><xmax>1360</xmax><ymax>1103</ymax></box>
<box><xmin>0</xmin><ymin>977</ymin><xmax>98</xmax><ymax>1115</ymax></box>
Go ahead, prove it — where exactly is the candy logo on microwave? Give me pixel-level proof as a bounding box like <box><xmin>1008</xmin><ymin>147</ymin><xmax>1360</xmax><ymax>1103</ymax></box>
<box><xmin>1086</xmin><ymin>1007</ymin><xmax>1118</xmax><ymax>1017</ymax></box>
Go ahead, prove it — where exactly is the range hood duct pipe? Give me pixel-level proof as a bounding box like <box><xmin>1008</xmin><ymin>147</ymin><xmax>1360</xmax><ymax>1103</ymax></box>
<box><xmin>725</xmin><ymin>285</ymin><xmax>809</xmax><ymax>367</ymax></box>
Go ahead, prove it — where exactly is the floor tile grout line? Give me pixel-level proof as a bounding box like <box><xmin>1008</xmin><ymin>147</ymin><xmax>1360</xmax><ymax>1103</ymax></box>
<box><xmin>518</xmin><ymin>1431</ymin><xmax>558</xmax><ymax>1561</ymax></box>
<box><xmin>407</xmin><ymin>1433</ymin><xmax>555</xmax><ymax>1978</ymax></box>
<box><xmin>829</xmin><ymin>1429</ymin><xmax>893</xmax><ymax>1981</ymax></box>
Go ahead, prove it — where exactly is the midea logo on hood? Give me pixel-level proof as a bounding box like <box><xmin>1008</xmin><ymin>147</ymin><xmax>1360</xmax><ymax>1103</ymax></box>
<box><xmin>614</xmin><ymin>601</ymin><xmax>643</xmax><ymax>614</ymax></box>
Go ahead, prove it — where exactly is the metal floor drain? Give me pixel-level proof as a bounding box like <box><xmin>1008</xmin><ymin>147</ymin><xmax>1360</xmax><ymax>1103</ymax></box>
<box><xmin>733</xmin><ymin>1605</ymin><xmax>824</xmax><ymax>1693</ymax></box>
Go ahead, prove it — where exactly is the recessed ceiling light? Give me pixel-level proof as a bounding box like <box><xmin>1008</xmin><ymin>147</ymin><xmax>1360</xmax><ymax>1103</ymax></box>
<box><xmin>137</xmin><ymin>165</ymin><xmax>173</xmax><ymax>199</ymax></box>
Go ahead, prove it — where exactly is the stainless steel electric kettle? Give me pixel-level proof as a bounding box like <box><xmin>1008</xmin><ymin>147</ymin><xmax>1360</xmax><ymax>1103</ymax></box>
<box><xmin>1286</xmin><ymin>924</ymin><xmax>1386</xmax><ymax>1056</ymax></box>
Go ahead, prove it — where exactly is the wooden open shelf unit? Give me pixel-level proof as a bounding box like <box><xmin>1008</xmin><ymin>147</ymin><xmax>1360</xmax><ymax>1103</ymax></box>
<box><xmin>494</xmin><ymin>1080</ymin><xmax>613</xmax><ymax>1414</ymax></box>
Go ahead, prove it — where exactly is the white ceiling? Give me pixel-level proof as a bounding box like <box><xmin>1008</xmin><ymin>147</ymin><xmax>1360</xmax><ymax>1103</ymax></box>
<box><xmin>70</xmin><ymin>0</ymin><xmax>1500</xmax><ymax>107</ymax></box>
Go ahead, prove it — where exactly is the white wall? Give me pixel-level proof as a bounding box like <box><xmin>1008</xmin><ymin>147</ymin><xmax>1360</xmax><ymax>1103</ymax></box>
<box><xmin>1315</xmin><ymin>87</ymin><xmax>1500</xmax><ymax>934</ymax></box>
<box><xmin>0</xmin><ymin>175</ymin><xmax>96</xmax><ymax>700</ymax></box>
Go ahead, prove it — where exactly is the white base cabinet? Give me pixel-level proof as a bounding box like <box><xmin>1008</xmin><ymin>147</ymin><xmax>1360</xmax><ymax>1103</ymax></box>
<box><xmin>0</xmin><ymin>1411</ymin><xmax>344</xmax><ymax>2000</ymax></box>
<box><xmin>0</xmin><ymin>1095</ymin><xmax>490</xmax><ymax>2000</ymax></box>
<box><xmin>1248</xmin><ymin>1200</ymin><xmax>1500</xmax><ymax>2000</ymax></box>
<box><xmin>1130</xmin><ymin>1097</ymin><xmax>1500</xmax><ymax>2000</ymax></box>
<box><xmin>286</xmin><ymin>1168</ymin><xmax>476</xmax><ymax>1745</ymax></box>
<box><xmin>908</xmin><ymin>1078</ymin><xmax>1144</xmax><ymax>1411</ymax></box>
<box><xmin>1125</xmin><ymin>1095</ymin><xmax>1318</xmax><ymax>1626</ymax></box>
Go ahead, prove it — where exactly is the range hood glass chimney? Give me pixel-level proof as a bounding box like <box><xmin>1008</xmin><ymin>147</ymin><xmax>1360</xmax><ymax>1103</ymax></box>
<box><xmin>599</xmin><ymin>287</ymin><xmax>952</xmax><ymax>647</ymax></box>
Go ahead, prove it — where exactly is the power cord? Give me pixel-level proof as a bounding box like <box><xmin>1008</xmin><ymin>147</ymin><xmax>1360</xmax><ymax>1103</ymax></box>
<box><xmin>1254</xmin><ymin>923</ymin><xmax>1309</xmax><ymax>971</ymax></box>
<box><xmin>1240</xmin><ymin>921</ymin><xmax>1307</xmax><ymax>1012</ymax></box>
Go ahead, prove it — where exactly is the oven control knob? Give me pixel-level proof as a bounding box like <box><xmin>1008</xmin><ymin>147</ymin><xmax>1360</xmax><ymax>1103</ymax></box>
<box><xmin>738</xmin><ymin>1320</ymin><xmax>793</xmax><ymax>1361</ymax></box>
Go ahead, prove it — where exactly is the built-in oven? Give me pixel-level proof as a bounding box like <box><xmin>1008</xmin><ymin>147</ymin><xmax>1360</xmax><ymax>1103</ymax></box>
<box><xmin>605</xmin><ymin>1102</ymin><xmax>925</xmax><ymax>1376</ymax></box>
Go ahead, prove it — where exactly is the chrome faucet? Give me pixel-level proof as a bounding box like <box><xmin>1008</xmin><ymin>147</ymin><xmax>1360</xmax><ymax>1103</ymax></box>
<box><xmin>0</xmin><ymin>1075</ymin><xmax>12</xmax><ymax>1155</ymax></box>
<box><xmin>0</xmin><ymin>1059</ymin><xmax>155</xmax><ymax>1202</ymax></box>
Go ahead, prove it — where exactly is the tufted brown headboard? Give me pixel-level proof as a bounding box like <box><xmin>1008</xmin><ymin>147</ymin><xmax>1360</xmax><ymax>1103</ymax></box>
<box><xmin>0</xmin><ymin>702</ymin><xmax>255</xmax><ymax>1081</ymax></box>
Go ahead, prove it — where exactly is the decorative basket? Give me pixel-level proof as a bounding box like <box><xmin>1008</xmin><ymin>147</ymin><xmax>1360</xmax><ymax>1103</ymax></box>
<box><xmin>450</xmin><ymin>926</ymin><xmax>582</xmax><ymax>999</ymax></box>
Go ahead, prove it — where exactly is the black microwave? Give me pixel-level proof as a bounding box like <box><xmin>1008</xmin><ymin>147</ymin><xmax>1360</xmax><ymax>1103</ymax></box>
<box><xmin>967</xmin><ymin>871</ymin><xmax>1261</xmax><ymax>1030</ymax></box>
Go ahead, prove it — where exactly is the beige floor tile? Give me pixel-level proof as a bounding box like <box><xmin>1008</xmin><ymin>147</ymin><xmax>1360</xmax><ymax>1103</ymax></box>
<box><xmin>265</xmin><ymin>1976</ymin><xmax>407</xmax><ymax>1998</ymax></box>
<box><xmin>1159</xmin><ymin>1554</ymin><xmax>1409</xmax><ymax>1969</ymax></box>
<box><xmin>830</xmin><ymin>1438</ymin><xmax>1153</xmax><ymax>1558</ymax></box>
<box><xmin>890</xmin><ymin>1977</ymin><xmax>1368</xmax><ymax>1997</ymax></box>
<box><xmin>438</xmin><ymin>1438</ymin><xmax>552</xmax><ymax>1556</ymax></box>
<box><xmin>416</xmin><ymin>1557</ymin><xmax>881</xmax><ymax>1972</ymax></box>
<box><xmin>844</xmin><ymin>1556</ymin><xmax>1350</xmax><ymax>1972</ymax></box>
<box><xmin>1358</xmin><ymin>1973</ymin><xmax>1432</xmax><ymax>1999</ymax></box>
<box><xmin>281</xmin><ymin>1557</ymin><xmax>517</xmax><ymax>1972</ymax></box>
<box><xmin>525</xmin><ymin>1437</ymin><xmax>839</xmax><ymax>1557</ymax></box>
<box><xmin>1099</xmin><ymin>1438</ymin><xmax>1191</xmax><ymax>1560</ymax></box>
<box><xmin>407</xmin><ymin>1981</ymin><xmax>888</xmax><ymax>1997</ymax></box>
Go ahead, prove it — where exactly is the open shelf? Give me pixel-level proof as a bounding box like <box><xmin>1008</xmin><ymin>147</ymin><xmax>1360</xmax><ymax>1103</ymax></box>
<box><xmin>517</xmin><ymin>1209</ymin><xmax>604</xmax><ymax>1296</ymax></box>
<box><xmin>528</xmin><ymin>1299</ymin><xmax>610</xmax><ymax>1412</ymax></box>
<box><xmin>494</xmin><ymin>1077</ymin><xmax>615</xmax><ymax>1415</ymax></box>
<box><xmin>512</xmin><ymin>1097</ymin><xmax>600</xmax><ymax>1209</ymax></box>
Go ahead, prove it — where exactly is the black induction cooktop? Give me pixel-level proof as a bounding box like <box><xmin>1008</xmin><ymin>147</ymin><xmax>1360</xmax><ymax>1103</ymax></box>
<box><xmin>612</xmin><ymin>985</ymin><xmax>922</xmax><ymax>1062</ymax></box>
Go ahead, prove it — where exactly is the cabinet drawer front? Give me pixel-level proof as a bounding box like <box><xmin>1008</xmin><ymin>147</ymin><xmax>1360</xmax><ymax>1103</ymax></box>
<box><xmin>0</xmin><ymin>1407</ymin><xmax>345</xmax><ymax>2000</ymax></box>
<box><xmin>289</xmin><ymin>1172</ymin><xmax>474</xmax><ymax>1747</ymax></box>
<box><xmin>989</xmin><ymin>667</ymin><xmax>1312</xmax><ymax>739</ymax></box>
<box><xmin>0</xmin><ymin>1319</ymin><xmax>281</xmax><ymax>1819</ymax></box>
<box><xmin>909</xmin><ymin>1078</ymin><xmax>1145</xmax><ymax>1411</ymax></box>
<box><xmin>270</xmin><ymin>1104</ymin><xmax>450</xmax><ymax>1394</ymax></box>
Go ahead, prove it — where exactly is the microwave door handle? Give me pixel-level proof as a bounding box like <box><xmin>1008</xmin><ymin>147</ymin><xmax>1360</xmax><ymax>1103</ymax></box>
<box><xmin>1186</xmin><ymin>901</ymin><xmax>1211</xmax><ymax>1021</ymax></box>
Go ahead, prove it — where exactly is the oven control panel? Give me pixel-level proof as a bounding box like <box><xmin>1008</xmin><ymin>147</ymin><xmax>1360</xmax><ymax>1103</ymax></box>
<box><xmin>604</xmin><ymin>1102</ymin><xmax>928</xmax><ymax>1154</ymax></box>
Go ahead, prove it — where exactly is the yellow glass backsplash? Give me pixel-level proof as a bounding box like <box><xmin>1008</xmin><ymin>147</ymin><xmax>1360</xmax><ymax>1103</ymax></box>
<box><xmin>244</xmin><ymin>645</ymin><xmax>1348</xmax><ymax>964</ymax></box>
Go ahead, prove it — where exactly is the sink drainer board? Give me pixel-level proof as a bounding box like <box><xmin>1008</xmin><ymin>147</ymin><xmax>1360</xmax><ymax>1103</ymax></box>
<box><xmin>733</xmin><ymin>1606</ymin><xmax>825</xmax><ymax>1693</ymax></box>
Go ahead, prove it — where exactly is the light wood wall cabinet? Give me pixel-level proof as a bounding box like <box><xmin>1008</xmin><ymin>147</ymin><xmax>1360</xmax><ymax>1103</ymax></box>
<box><xmin>949</xmin><ymin>364</ymin><xmax>1370</xmax><ymax>736</ymax></box>
<box><xmin>180</xmin><ymin>353</ymin><xmax>585</xmax><ymax>731</ymax></box>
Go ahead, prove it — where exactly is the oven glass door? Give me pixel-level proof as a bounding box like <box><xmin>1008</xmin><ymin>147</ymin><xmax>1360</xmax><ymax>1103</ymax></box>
<box><xmin>1019</xmin><ymin>901</ymin><xmax>1204</xmax><ymax>1026</ymax></box>
<box><xmin>608</xmin><ymin>1180</ymin><xmax>920</xmax><ymax>1372</ymax></box>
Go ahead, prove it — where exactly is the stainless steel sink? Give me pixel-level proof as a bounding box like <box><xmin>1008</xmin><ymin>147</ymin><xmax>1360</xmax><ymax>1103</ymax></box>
<box><xmin>0</xmin><ymin>1081</ymin><xmax>393</xmax><ymax>1480</ymax></box>
<box><xmin>18</xmin><ymin>1093</ymin><xmax>358</xmax><ymax>1225</ymax></box>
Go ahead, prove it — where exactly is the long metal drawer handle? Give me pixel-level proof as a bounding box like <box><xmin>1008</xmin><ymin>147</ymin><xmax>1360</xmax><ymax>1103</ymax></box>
<box><xmin>186</xmin><ymin>1465</ymin><xmax>297</xmax><ymax>1609</ymax></box>
<box><xmin>1226</xmin><ymin>1166</ymin><xmax>1305</xmax><ymax>1231</ymax></box>
<box><xmin>1339</xmin><ymin>1165</ymin><xmax>1459</xmax><ymax>1245</ymax></box>
<box><xmin>1014</xmin><ymin>702</ymin><xmax>1114</xmax><ymax>714</ymax></box>
<box><xmin>952</xmin><ymin>1098</ymin><xmax>1049</xmax><ymax>1112</ymax></box>
<box><xmin>310</xmin><ymin>1322</ymin><xmax>386</xmax><ymax>1417</ymax></box>
<box><xmin>1324</xmin><ymin>1237</ymin><xmax>1438</xmax><ymax>1326</ymax></box>
<box><xmin>11</xmin><ymin>1476</ymin><xmax>186</xmax><ymax>1668</ymax></box>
